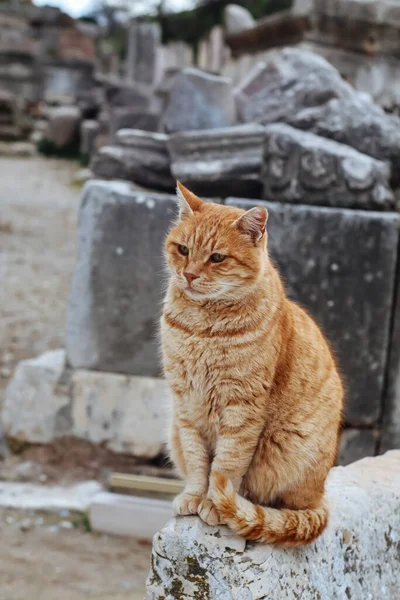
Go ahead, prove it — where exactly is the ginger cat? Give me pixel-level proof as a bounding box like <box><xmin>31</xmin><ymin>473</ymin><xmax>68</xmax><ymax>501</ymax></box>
<box><xmin>161</xmin><ymin>182</ymin><xmax>343</xmax><ymax>546</ymax></box>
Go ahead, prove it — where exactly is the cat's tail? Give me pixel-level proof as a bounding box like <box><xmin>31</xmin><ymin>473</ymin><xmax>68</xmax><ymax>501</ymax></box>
<box><xmin>209</xmin><ymin>472</ymin><xmax>328</xmax><ymax>547</ymax></box>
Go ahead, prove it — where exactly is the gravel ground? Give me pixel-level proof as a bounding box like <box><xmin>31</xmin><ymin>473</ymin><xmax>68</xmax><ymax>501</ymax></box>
<box><xmin>0</xmin><ymin>156</ymin><xmax>150</xmax><ymax>599</ymax></box>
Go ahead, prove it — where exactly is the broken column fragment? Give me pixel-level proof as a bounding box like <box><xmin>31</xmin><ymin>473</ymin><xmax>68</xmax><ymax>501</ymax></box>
<box><xmin>91</xmin><ymin>129</ymin><xmax>174</xmax><ymax>191</ymax></box>
<box><xmin>163</xmin><ymin>67</ymin><xmax>237</xmax><ymax>133</ymax></box>
<box><xmin>263</xmin><ymin>123</ymin><xmax>394</xmax><ymax>210</ymax></box>
<box><xmin>168</xmin><ymin>124</ymin><xmax>265</xmax><ymax>198</ymax></box>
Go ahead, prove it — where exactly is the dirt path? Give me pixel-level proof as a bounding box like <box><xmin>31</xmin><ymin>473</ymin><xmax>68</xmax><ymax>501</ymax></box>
<box><xmin>0</xmin><ymin>156</ymin><xmax>150</xmax><ymax>598</ymax></box>
<box><xmin>0</xmin><ymin>508</ymin><xmax>149</xmax><ymax>600</ymax></box>
<box><xmin>0</xmin><ymin>156</ymin><xmax>81</xmax><ymax>407</ymax></box>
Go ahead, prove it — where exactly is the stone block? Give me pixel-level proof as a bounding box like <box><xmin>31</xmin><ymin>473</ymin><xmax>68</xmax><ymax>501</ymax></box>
<box><xmin>235</xmin><ymin>48</ymin><xmax>355</xmax><ymax>124</ymax></box>
<box><xmin>46</xmin><ymin>105</ymin><xmax>81</xmax><ymax>148</ymax></box>
<box><xmin>224</xmin><ymin>4</ymin><xmax>256</xmax><ymax>35</ymax></box>
<box><xmin>146</xmin><ymin>452</ymin><xmax>400</xmax><ymax>599</ymax></box>
<box><xmin>263</xmin><ymin>123</ymin><xmax>394</xmax><ymax>210</ymax></box>
<box><xmin>162</xmin><ymin>68</ymin><xmax>236</xmax><ymax>133</ymax></box>
<box><xmin>127</xmin><ymin>20</ymin><xmax>161</xmax><ymax>87</ymax></box>
<box><xmin>298</xmin><ymin>41</ymin><xmax>400</xmax><ymax>111</ymax></box>
<box><xmin>90</xmin><ymin>146</ymin><xmax>129</xmax><ymax>180</ymax></box>
<box><xmin>2</xmin><ymin>349</ymin><xmax>69</xmax><ymax>443</ymax></box>
<box><xmin>66</xmin><ymin>180</ymin><xmax>177</xmax><ymax>377</ymax></box>
<box><xmin>105</xmin><ymin>84</ymin><xmax>148</xmax><ymax>109</ymax></box>
<box><xmin>168</xmin><ymin>124</ymin><xmax>265</xmax><ymax>198</ymax></box>
<box><xmin>289</xmin><ymin>96</ymin><xmax>400</xmax><ymax>186</ymax></box>
<box><xmin>115</xmin><ymin>129</ymin><xmax>173</xmax><ymax>191</ymax></box>
<box><xmin>91</xmin><ymin>130</ymin><xmax>174</xmax><ymax>191</ymax></box>
<box><xmin>2</xmin><ymin>350</ymin><xmax>167</xmax><ymax>459</ymax></box>
<box><xmin>338</xmin><ymin>428</ymin><xmax>378</xmax><ymax>466</ymax></box>
<box><xmin>80</xmin><ymin>119</ymin><xmax>99</xmax><ymax>157</ymax></box>
<box><xmin>90</xmin><ymin>492</ymin><xmax>174</xmax><ymax>540</ymax></box>
<box><xmin>226</xmin><ymin>198</ymin><xmax>399</xmax><ymax>426</ymax></box>
<box><xmin>71</xmin><ymin>370</ymin><xmax>167</xmax><ymax>458</ymax></box>
<box><xmin>109</xmin><ymin>108</ymin><xmax>159</xmax><ymax>140</ymax></box>
<box><xmin>312</xmin><ymin>0</ymin><xmax>400</xmax><ymax>57</ymax></box>
<box><xmin>381</xmin><ymin>258</ymin><xmax>400</xmax><ymax>453</ymax></box>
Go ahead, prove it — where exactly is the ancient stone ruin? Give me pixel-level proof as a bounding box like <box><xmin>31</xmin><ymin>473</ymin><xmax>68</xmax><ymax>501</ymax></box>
<box><xmin>3</xmin><ymin>1</ymin><xmax>400</xmax><ymax>468</ymax></box>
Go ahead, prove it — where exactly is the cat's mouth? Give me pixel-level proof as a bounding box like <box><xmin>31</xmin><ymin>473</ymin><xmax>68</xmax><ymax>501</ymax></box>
<box><xmin>184</xmin><ymin>286</ymin><xmax>207</xmax><ymax>297</ymax></box>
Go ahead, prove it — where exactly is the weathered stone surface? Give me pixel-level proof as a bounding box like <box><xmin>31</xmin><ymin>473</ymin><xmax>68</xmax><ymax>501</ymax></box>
<box><xmin>105</xmin><ymin>84</ymin><xmax>148</xmax><ymax>109</ymax></box>
<box><xmin>227</xmin><ymin>198</ymin><xmax>399</xmax><ymax>426</ymax></box>
<box><xmin>338</xmin><ymin>428</ymin><xmax>377</xmax><ymax>466</ymax></box>
<box><xmin>80</xmin><ymin>119</ymin><xmax>99</xmax><ymax>157</ymax></box>
<box><xmin>381</xmin><ymin>253</ymin><xmax>400</xmax><ymax>453</ymax></box>
<box><xmin>289</xmin><ymin>95</ymin><xmax>400</xmax><ymax>185</ymax></box>
<box><xmin>109</xmin><ymin>108</ymin><xmax>159</xmax><ymax>140</ymax></box>
<box><xmin>163</xmin><ymin>68</ymin><xmax>236</xmax><ymax>133</ymax></box>
<box><xmin>236</xmin><ymin>48</ymin><xmax>354</xmax><ymax>124</ymax></box>
<box><xmin>0</xmin><ymin>481</ymin><xmax>103</xmax><ymax>512</ymax></box>
<box><xmin>147</xmin><ymin>452</ymin><xmax>400</xmax><ymax>599</ymax></box>
<box><xmin>90</xmin><ymin>146</ymin><xmax>128</xmax><ymax>181</ymax></box>
<box><xmin>126</xmin><ymin>20</ymin><xmax>161</xmax><ymax>87</ymax></box>
<box><xmin>224</xmin><ymin>4</ymin><xmax>256</xmax><ymax>35</ymax></box>
<box><xmin>2</xmin><ymin>350</ymin><xmax>167</xmax><ymax>459</ymax></box>
<box><xmin>71</xmin><ymin>370</ymin><xmax>167</xmax><ymax>458</ymax></box>
<box><xmin>168</xmin><ymin>124</ymin><xmax>265</xmax><ymax>198</ymax></box>
<box><xmin>2</xmin><ymin>349</ymin><xmax>69</xmax><ymax>443</ymax></box>
<box><xmin>311</xmin><ymin>0</ymin><xmax>400</xmax><ymax>57</ymax></box>
<box><xmin>66</xmin><ymin>180</ymin><xmax>176</xmax><ymax>377</ymax></box>
<box><xmin>91</xmin><ymin>130</ymin><xmax>174</xmax><ymax>191</ymax></box>
<box><xmin>46</xmin><ymin>105</ymin><xmax>81</xmax><ymax>148</ymax></box>
<box><xmin>116</xmin><ymin>128</ymin><xmax>173</xmax><ymax>190</ymax></box>
<box><xmin>263</xmin><ymin>123</ymin><xmax>394</xmax><ymax>210</ymax></box>
<box><xmin>299</xmin><ymin>40</ymin><xmax>400</xmax><ymax>111</ymax></box>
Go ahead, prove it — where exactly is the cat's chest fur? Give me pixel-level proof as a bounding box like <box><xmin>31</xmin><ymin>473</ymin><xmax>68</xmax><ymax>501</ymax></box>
<box><xmin>162</xmin><ymin>316</ymin><xmax>238</xmax><ymax>445</ymax></box>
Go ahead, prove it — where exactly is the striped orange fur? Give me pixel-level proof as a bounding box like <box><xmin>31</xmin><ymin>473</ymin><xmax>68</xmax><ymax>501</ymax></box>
<box><xmin>161</xmin><ymin>182</ymin><xmax>343</xmax><ymax>546</ymax></box>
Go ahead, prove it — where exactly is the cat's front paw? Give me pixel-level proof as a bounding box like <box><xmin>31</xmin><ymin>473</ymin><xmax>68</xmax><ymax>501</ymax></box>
<box><xmin>173</xmin><ymin>492</ymin><xmax>203</xmax><ymax>516</ymax></box>
<box><xmin>197</xmin><ymin>498</ymin><xmax>220</xmax><ymax>526</ymax></box>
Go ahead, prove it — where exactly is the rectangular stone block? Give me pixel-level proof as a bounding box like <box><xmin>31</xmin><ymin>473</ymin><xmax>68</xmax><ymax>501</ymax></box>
<box><xmin>263</xmin><ymin>123</ymin><xmax>394</xmax><ymax>211</ymax></box>
<box><xmin>2</xmin><ymin>349</ymin><xmax>167</xmax><ymax>459</ymax></box>
<box><xmin>227</xmin><ymin>198</ymin><xmax>399</xmax><ymax>426</ymax></box>
<box><xmin>162</xmin><ymin>68</ymin><xmax>237</xmax><ymax>133</ymax></box>
<box><xmin>90</xmin><ymin>492</ymin><xmax>174</xmax><ymax>540</ymax></box>
<box><xmin>71</xmin><ymin>370</ymin><xmax>167</xmax><ymax>458</ymax></box>
<box><xmin>66</xmin><ymin>180</ymin><xmax>177</xmax><ymax>378</ymax></box>
<box><xmin>126</xmin><ymin>20</ymin><xmax>161</xmax><ymax>87</ymax></box>
<box><xmin>168</xmin><ymin>124</ymin><xmax>265</xmax><ymax>198</ymax></box>
<box><xmin>91</xmin><ymin>130</ymin><xmax>174</xmax><ymax>191</ymax></box>
<box><xmin>381</xmin><ymin>262</ymin><xmax>400</xmax><ymax>453</ymax></box>
<box><xmin>109</xmin><ymin>108</ymin><xmax>159</xmax><ymax>140</ymax></box>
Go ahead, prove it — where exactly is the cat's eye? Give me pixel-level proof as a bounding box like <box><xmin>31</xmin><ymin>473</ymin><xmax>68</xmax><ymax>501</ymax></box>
<box><xmin>178</xmin><ymin>244</ymin><xmax>189</xmax><ymax>256</ymax></box>
<box><xmin>210</xmin><ymin>253</ymin><xmax>226</xmax><ymax>263</ymax></box>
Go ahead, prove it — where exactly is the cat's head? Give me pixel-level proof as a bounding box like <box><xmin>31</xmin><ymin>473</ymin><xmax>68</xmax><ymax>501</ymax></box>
<box><xmin>165</xmin><ymin>182</ymin><xmax>268</xmax><ymax>302</ymax></box>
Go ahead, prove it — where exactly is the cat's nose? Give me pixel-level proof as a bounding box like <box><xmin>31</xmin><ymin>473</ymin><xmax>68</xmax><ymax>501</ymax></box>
<box><xmin>183</xmin><ymin>272</ymin><xmax>199</xmax><ymax>285</ymax></box>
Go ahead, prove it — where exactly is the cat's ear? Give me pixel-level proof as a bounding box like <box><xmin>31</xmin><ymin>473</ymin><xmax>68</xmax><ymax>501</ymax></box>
<box><xmin>233</xmin><ymin>206</ymin><xmax>268</xmax><ymax>241</ymax></box>
<box><xmin>176</xmin><ymin>181</ymin><xmax>203</xmax><ymax>218</ymax></box>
